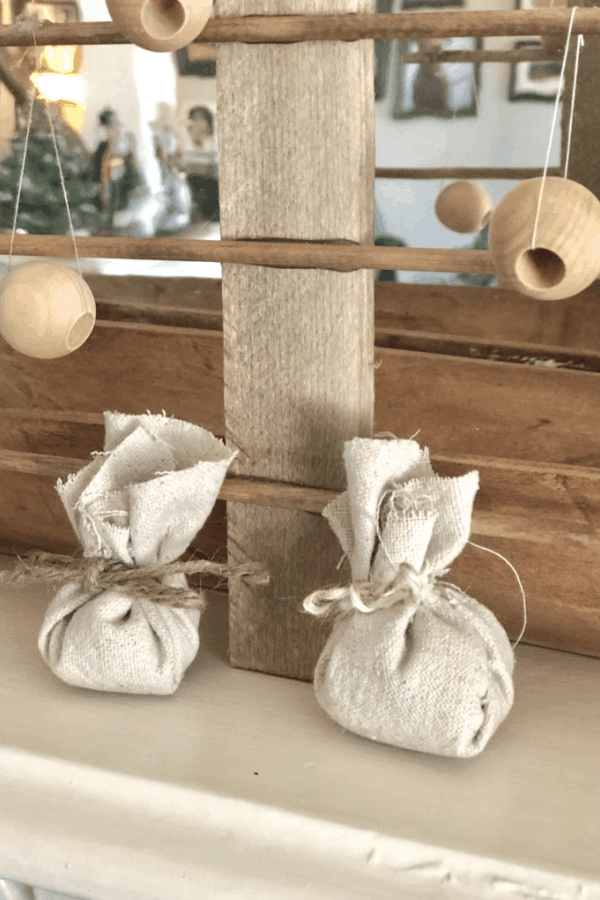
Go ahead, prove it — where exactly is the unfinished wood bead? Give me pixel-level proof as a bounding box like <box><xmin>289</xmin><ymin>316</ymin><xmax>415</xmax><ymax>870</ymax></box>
<box><xmin>0</xmin><ymin>261</ymin><xmax>96</xmax><ymax>359</ymax></box>
<box><xmin>106</xmin><ymin>0</ymin><xmax>213</xmax><ymax>52</ymax></box>
<box><xmin>435</xmin><ymin>181</ymin><xmax>492</xmax><ymax>234</ymax></box>
<box><xmin>489</xmin><ymin>176</ymin><xmax>600</xmax><ymax>301</ymax></box>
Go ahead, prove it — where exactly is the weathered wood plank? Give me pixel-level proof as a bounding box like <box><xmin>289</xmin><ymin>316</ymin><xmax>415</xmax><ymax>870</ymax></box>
<box><xmin>85</xmin><ymin>275</ymin><xmax>223</xmax><ymax>311</ymax></box>
<box><xmin>374</xmin><ymin>348</ymin><xmax>600</xmax><ymax>467</ymax></box>
<box><xmin>0</xmin><ymin>322</ymin><xmax>225</xmax><ymax>434</ymax></box>
<box><xmin>216</xmin><ymin>0</ymin><xmax>375</xmax><ymax>680</ymax></box>
<box><xmin>375</xmin><ymin>281</ymin><xmax>600</xmax><ymax>353</ymax></box>
<box><xmin>83</xmin><ymin>275</ymin><xmax>600</xmax><ymax>357</ymax></box>
<box><xmin>3</xmin><ymin>325</ymin><xmax>600</xmax><ymax>465</ymax></box>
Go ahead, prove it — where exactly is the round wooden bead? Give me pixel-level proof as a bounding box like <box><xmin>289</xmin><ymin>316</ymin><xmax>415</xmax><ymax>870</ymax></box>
<box><xmin>489</xmin><ymin>176</ymin><xmax>600</xmax><ymax>301</ymax></box>
<box><xmin>106</xmin><ymin>0</ymin><xmax>213</xmax><ymax>53</ymax></box>
<box><xmin>0</xmin><ymin>261</ymin><xmax>96</xmax><ymax>359</ymax></box>
<box><xmin>435</xmin><ymin>181</ymin><xmax>492</xmax><ymax>234</ymax></box>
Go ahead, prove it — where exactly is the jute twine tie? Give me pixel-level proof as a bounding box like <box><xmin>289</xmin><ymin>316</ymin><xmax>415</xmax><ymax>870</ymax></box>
<box><xmin>303</xmin><ymin>562</ymin><xmax>436</xmax><ymax>618</ymax></box>
<box><xmin>1</xmin><ymin>551</ymin><xmax>270</xmax><ymax>610</ymax></box>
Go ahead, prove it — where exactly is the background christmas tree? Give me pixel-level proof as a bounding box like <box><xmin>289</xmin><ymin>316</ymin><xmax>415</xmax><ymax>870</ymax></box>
<box><xmin>0</xmin><ymin>107</ymin><xmax>101</xmax><ymax>235</ymax></box>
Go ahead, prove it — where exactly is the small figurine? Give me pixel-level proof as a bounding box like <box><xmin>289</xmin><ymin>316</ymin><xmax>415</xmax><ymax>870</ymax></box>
<box><xmin>91</xmin><ymin>107</ymin><xmax>142</xmax><ymax>229</ymax></box>
<box><xmin>180</xmin><ymin>105</ymin><xmax>219</xmax><ymax>224</ymax></box>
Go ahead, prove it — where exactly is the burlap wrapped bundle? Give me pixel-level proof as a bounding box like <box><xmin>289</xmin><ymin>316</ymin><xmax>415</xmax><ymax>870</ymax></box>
<box><xmin>304</xmin><ymin>437</ymin><xmax>514</xmax><ymax>758</ymax></box>
<box><xmin>37</xmin><ymin>412</ymin><xmax>236</xmax><ymax>695</ymax></box>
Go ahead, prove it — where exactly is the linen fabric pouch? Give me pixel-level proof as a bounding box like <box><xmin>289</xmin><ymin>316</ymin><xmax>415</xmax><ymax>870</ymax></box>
<box><xmin>38</xmin><ymin>411</ymin><xmax>236</xmax><ymax>695</ymax></box>
<box><xmin>304</xmin><ymin>437</ymin><xmax>514</xmax><ymax>758</ymax></box>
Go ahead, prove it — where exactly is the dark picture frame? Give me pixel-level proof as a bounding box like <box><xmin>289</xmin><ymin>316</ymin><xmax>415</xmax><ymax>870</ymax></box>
<box><xmin>508</xmin><ymin>39</ymin><xmax>562</xmax><ymax>102</ymax></box>
<box><xmin>175</xmin><ymin>44</ymin><xmax>217</xmax><ymax>78</ymax></box>
<box><xmin>392</xmin><ymin>35</ymin><xmax>482</xmax><ymax>119</ymax></box>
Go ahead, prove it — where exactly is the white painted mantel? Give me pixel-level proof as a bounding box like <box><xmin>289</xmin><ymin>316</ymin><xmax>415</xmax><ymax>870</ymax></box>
<box><xmin>0</xmin><ymin>565</ymin><xmax>599</xmax><ymax>899</ymax></box>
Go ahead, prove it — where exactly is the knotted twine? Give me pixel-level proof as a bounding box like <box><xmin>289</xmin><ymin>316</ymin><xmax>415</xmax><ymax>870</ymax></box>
<box><xmin>303</xmin><ymin>437</ymin><xmax>515</xmax><ymax>759</ymax></box>
<box><xmin>3</xmin><ymin>551</ymin><xmax>268</xmax><ymax>610</ymax></box>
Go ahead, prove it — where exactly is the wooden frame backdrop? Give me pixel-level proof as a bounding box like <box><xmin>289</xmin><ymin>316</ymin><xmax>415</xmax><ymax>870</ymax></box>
<box><xmin>0</xmin><ymin>3</ymin><xmax>599</xmax><ymax>679</ymax></box>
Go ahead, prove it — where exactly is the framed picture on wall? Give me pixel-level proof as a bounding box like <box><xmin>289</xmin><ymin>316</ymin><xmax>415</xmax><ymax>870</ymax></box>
<box><xmin>392</xmin><ymin>35</ymin><xmax>482</xmax><ymax>119</ymax></box>
<box><xmin>508</xmin><ymin>40</ymin><xmax>562</xmax><ymax>102</ymax></box>
<box><xmin>176</xmin><ymin>44</ymin><xmax>217</xmax><ymax>77</ymax></box>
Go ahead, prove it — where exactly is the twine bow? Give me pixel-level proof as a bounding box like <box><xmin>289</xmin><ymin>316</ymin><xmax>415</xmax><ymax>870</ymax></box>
<box><xmin>303</xmin><ymin>562</ymin><xmax>436</xmax><ymax>619</ymax></box>
<box><xmin>1</xmin><ymin>550</ymin><xmax>270</xmax><ymax>610</ymax></box>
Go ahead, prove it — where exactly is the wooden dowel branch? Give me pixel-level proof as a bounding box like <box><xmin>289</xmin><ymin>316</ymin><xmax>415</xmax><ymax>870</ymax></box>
<box><xmin>0</xmin><ymin>9</ymin><xmax>598</xmax><ymax>46</ymax></box>
<box><xmin>375</xmin><ymin>166</ymin><xmax>560</xmax><ymax>180</ymax></box>
<box><xmin>0</xmin><ymin>235</ymin><xmax>493</xmax><ymax>274</ymax></box>
<box><xmin>404</xmin><ymin>47</ymin><xmax>562</xmax><ymax>64</ymax></box>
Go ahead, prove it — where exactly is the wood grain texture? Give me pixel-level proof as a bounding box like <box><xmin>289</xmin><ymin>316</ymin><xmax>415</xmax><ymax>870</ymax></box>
<box><xmin>76</xmin><ymin>274</ymin><xmax>600</xmax><ymax>357</ymax></box>
<box><xmin>3</xmin><ymin>323</ymin><xmax>600</xmax><ymax>467</ymax></box>
<box><xmin>0</xmin><ymin>322</ymin><xmax>225</xmax><ymax>433</ymax></box>
<box><xmin>216</xmin><ymin>0</ymin><xmax>375</xmax><ymax>679</ymax></box>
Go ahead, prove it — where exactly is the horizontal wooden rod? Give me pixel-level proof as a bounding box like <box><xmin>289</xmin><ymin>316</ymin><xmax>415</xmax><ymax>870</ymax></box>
<box><xmin>0</xmin><ymin>9</ymin><xmax>597</xmax><ymax>47</ymax></box>
<box><xmin>0</xmin><ymin>235</ymin><xmax>493</xmax><ymax>274</ymax></box>
<box><xmin>2</xmin><ymin>449</ymin><xmax>600</xmax><ymax>544</ymax></box>
<box><xmin>375</xmin><ymin>166</ymin><xmax>560</xmax><ymax>180</ymax></box>
<box><xmin>404</xmin><ymin>47</ymin><xmax>562</xmax><ymax>64</ymax></box>
<box><xmin>0</xmin><ymin>449</ymin><xmax>337</xmax><ymax>512</ymax></box>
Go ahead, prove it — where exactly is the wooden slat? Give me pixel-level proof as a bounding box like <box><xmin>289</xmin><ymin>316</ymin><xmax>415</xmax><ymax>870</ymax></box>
<box><xmin>0</xmin><ymin>234</ymin><xmax>492</xmax><ymax>274</ymax></box>
<box><xmin>0</xmin><ymin>9</ymin><xmax>599</xmax><ymax>46</ymax></box>
<box><xmin>82</xmin><ymin>275</ymin><xmax>600</xmax><ymax>358</ymax></box>
<box><xmin>404</xmin><ymin>47</ymin><xmax>561</xmax><ymax>63</ymax></box>
<box><xmin>0</xmin><ymin>322</ymin><xmax>225</xmax><ymax>434</ymax></box>
<box><xmin>374</xmin><ymin>281</ymin><xmax>600</xmax><ymax>351</ymax></box>
<box><xmin>85</xmin><ymin>275</ymin><xmax>223</xmax><ymax>311</ymax></box>
<box><xmin>376</xmin><ymin>167</ymin><xmax>560</xmax><ymax>180</ymax></box>
<box><xmin>4</xmin><ymin>318</ymin><xmax>600</xmax><ymax>465</ymax></box>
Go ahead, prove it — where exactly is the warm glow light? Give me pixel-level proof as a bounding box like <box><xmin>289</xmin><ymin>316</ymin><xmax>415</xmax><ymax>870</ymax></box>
<box><xmin>30</xmin><ymin>73</ymin><xmax>87</xmax><ymax>132</ymax></box>
<box><xmin>41</xmin><ymin>45</ymin><xmax>78</xmax><ymax>74</ymax></box>
<box><xmin>31</xmin><ymin>73</ymin><xmax>86</xmax><ymax>104</ymax></box>
<box><xmin>58</xmin><ymin>100</ymin><xmax>86</xmax><ymax>132</ymax></box>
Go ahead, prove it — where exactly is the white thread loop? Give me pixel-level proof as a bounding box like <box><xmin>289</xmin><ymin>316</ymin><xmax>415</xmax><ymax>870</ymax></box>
<box><xmin>468</xmin><ymin>541</ymin><xmax>527</xmax><ymax>648</ymax></box>
<box><xmin>563</xmin><ymin>33</ymin><xmax>584</xmax><ymax>180</ymax></box>
<box><xmin>303</xmin><ymin>562</ymin><xmax>433</xmax><ymax>618</ymax></box>
<box><xmin>532</xmin><ymin>5</ymin><xmax>579</xmax><ymax>249</ymax></box>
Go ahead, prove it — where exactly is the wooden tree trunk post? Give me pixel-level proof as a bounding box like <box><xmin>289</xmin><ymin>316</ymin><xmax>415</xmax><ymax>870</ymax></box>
<box><xmin>215</xmin><ymin>0</ymin><xmax>375</xmax><ymax>679</ymax></box>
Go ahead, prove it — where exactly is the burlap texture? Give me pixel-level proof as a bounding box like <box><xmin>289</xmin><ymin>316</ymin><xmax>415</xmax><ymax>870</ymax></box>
<box><xmin>310</xmin><ymin>437</ymin><xmax>515</xmax><ymax>758</ymax></box>
<box><xmin>38</xmin><ymin>412</ymin><xmax>236</xmax><ymax>695</ymax></box>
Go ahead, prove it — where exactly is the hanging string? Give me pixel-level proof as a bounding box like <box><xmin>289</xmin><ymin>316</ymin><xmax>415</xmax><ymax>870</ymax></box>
<box><xmin>8</xmin><ymin>18</ymin><xmax>83</xmax><ymax>277</ymax></box>
<box><xmin>531</xmin><ymin>5</ymin><xmax>579</xmax><ymax>249</ymax></box>
<box><xmin>8</xmin><ymin>91</ymin><xmax>35</xmax><ymax>272</ymax></box>
<box><xmin>563</xmin><ymin>33</ymin><xmax>584</xmax><ymax>180</ymax></box>
<box><xmin>468</xmin><ymin>540</ymin><xmax>527</xmax><ymax>649</ymax></box>
<box><xmin>43</xmin><ymin>97</ymin><xmax>83</xmax><ymax>278</ymax></box>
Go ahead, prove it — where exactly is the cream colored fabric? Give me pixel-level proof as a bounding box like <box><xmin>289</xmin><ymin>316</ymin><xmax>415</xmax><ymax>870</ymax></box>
<box><xmin>309</xmin><ymin>437</ymin><xmax>515</xmax><ymax>758</ymax></box>
<box><xmin>38</xmin><ymin>412</ymin><xmax>236</xmax><ymax>695</ymax></box>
